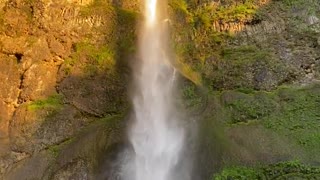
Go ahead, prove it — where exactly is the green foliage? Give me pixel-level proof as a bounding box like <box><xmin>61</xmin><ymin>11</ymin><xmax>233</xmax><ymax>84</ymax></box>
<box><xmin>226</xmin><ymin>93</ymin><xmax>277</xmax><ymax>123</ymax></box>
<box><xmin>182</xmin><ymin>84</ymin><xmax>203</xmax><ymax>108</ymax></box>
<box><xmin>76</xmin><ymin>42</ymin><xmax>115</xmax><ymax>66</ymax></box>
<box><xmin>28</xmin><ymin>94</ymin><xmax>63</xmax><ymax>111</ymax></box>
<box><xmin>221</xmin><ymin>45</ymin><xmax>270</xmax><ymax>65</ymax></box>
<box><xmin>193</xmin><ymin>2</ymin><xmax>258</xmax><ymax>26</ymax></box>
<box><xmin>263</xmin><ymin>84</ymin><xmax>320</xmax><ymax>153</ymax></box>
<box><xmin>214</xmin><ymin>161</ymin><xmax>320</xmax><ymax>179</ymax></box>
<box><xmin>169</xmin><ymin>0</ymin><xmax>189</xmax><ymax>16</ymax></box>
<box><xmin>219</xmin><ymin>84</ymin><xmax>320</xmax><ymax>156</ymax></box>
<box><xmin>65</xmin><ymin>41</ymin><xmax>116</xmax><ymax>75</ymax></box>
<box><xmin>214</xmin><ymin>166</ymin><xmax>261</xmax><ymax>180</ymax></box>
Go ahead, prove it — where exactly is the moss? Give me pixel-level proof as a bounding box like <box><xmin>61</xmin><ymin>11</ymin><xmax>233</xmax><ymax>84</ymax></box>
<box><xmin>263</xmin><ymin>84</ymin><xmax>320</xmax><ymax>155</ymax></box>
<box><xmin>115</xmin><ymin>8</ymin><xmax>138</xmax><ymax>54</ymax></box>
<box><xmin>75</xmin><ymin>42</ymin><xmax>115</xmax><ymax>66</ymax></box>
<box><xmin>280</xmin><ymin>0</ymin><xmax>307</xmax><ymax>7</ymax></box>
<box><xmin>214</xmin><ymin>161</ymin><xmax>320</xmax><ymax>179</ymax></box>
<box><xmin>214</xmin><ymin>166</ymin><xmax>260</xmax><ymax>180</ymax></box>
<box><xmin>48</xmin><ymin>138</ymin><xmax>74</xmax><ymax>158</ymax></box>
<box><xmin>28</xmin><ymin>94</ymin><xmax>63</xmax><ymax>111</ymax></box>
<box><xmin>79</xmin><ymin>0</ymin><xmax>114</xmax><ymax>17</ymax></box>
<box><xmin>215</xmin><ymin>84</ymin><xmax>320</xmax><ymax>157</ymax></box>
<box><xmin>225</xmin><ymin>92</ymin><xmax>277</xmax><ymax>123</ymax></box>
<box><xmin>204</xmin><ymin>45</ymin><xmax>282</xmax><ymax>90</ymax></box>
<box><xmin>221</xmin><ymin>45</ymin><xmax>270</xmax><ymax>65</ymax></box>
<box><xmin>65</xmin><ymin>41</ymin><xmax>116</xmax><ymax>75</ymax></box>
<box><xmin>182</xmin><ymin>83</ymin><xmax>203</xmax><ymax>108</ymax></box>
<box><xmin>192</xmin><ymin>1</ymin><xmax>258</xmax><ymax>27</ymax></box>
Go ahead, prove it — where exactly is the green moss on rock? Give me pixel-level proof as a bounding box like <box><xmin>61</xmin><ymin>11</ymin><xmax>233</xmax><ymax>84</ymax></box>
<box><xmin>214</xmin><ymin>161</ymin><xmax>320</xmax><ymax>179</ymax></box>
<box><xmin>28</xmin><ymin>94</ymin><xmax>63</xmax><ymax>111</ymax></box>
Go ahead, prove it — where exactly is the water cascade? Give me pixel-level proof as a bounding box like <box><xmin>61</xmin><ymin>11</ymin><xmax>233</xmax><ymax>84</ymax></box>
<box><xmin>123</xmin><ymin>0</ymin><xmax>186</xmax><ymax>180</ymax></box>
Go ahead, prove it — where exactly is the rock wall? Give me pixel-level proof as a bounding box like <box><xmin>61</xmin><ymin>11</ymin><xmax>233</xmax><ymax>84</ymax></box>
<box><xmin>0</xmin><ymin>0</ymin><xmax>319</xmax><ymax>179</ymax></box>
<box><xmin>171</xmin><ymin>0</ymin><xmax>320</xmax><ymax>90</ymax></box>
<box><xmin>0</xmin><ymin>0</ymin><xmax>138</xmax><ymax>178</ymax></box>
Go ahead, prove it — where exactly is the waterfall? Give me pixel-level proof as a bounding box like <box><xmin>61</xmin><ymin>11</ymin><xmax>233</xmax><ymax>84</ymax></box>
<box><xmin>122</xmin><ymin>1</ymin><xmax>186</xmax><ymax>180</ymax></box>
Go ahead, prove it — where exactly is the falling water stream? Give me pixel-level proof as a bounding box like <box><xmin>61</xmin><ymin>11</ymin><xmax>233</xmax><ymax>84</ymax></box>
<box><xmin>123</xmin><ymin>0</ymin><xmax>186</xmax><ymax>180</ymax></box>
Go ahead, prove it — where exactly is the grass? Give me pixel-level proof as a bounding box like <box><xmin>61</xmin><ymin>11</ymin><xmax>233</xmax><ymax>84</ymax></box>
<box><xmin>263</xmin><ymin>84</ymin><xmax>320</xmax><ymax>154</ymax></box>
<box><xmin>214</xmin><ymin>166</ymin><xmax>260</xmax><ymax>180</ymax></box>
<box><xmin>225</xmin><ymin>92</ymin><xmax>277</xmax><ymax>123</ymax></box>
<box><xmin>216</xmin><ymin>84</ymin><xmax>320</xmax><ymax>157</ymax></box>
<box><xmin>221</xmin><ymin>45</ymin><xmax>270</xmax><ymax>65</ymax></box>
<box><xmin>214</xmin><ymin>161</ymin><xmax>320</xmax><ymax>179</ymax></box>
<box><xmin>27</xmin><ymin>94</ymin><xmax>63</xmax><ymax>111</ymax></box>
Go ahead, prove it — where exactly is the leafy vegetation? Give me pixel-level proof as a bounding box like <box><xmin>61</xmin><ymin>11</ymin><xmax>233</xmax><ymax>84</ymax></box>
<box><xmin>263</xmin><ymin>84</ymin><xmax>320</xmax><ymax>154</ymax></box>
<box><xmin>182</xmin><ymin>83</ymin><xmax>203</xmax><ymax>108</ymax></box>
<box><xmin>169</xmin><ymin>0</ymin><xmax>297</xmax><ymax>90</ymax></box>
<box><xmin>216</xmin><ymin>84</ymin><xmax>320</xmax><ymax>157</ymax></box>
<box><xmin>225</xmin><ymin>92</ymin><xmax>277</xmax><ymax>123</ymax></box>
<box><xmin>214</xmin><ymin>161</ymin><xmax>320</xmax><ymax>179</ymax></box>
<box><xmin>214</xmin><ymin>166</ymin><xmax>260</xmax><ymax>180</ymax></box>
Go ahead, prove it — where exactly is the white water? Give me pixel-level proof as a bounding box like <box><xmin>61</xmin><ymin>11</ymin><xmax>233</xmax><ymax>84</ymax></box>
<box><xmin>123</xmin><ymin>1</ymin><xmax>185</xmax><ymax>180</ymax></box>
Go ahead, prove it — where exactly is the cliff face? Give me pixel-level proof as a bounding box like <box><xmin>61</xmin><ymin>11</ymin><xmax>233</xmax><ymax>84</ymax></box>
<box><xmin>0</xmin><ymin>0</ymin><xmax>138</xmax><ymax>178</ymax></box>
<box><xmin>0</xmin><ymin>0</ymin><xmax>319</xmax><ymax>179</ymax></box>
<box><xmin>171</xmin><ymin>0</ymin><xmax>320</xmax><ymax>90</ymax></box>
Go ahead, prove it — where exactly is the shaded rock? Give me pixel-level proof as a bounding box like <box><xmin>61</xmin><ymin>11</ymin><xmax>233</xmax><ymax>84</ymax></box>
<box><xmin>34</xmin><ymin>105</ymin><xmax>92</xmax><ymax>152</ymax></box>
<box><xmin>43</xmin><ymin>116</ymin><xmax>125</xmax><ymax>180</ymax></box>
<box><xmin>59</xmin><ymin>74</ymin><xmax>125</xmax><ymax>117</ymax></box>
<box><xmin>9</xmin><ymin>105</ymin><xmax>43</xmax><ymax>153</ymax></box>
<box><xmin>9</xmin><ymin>104</ymin><xmax>92</xmax><ymax>154</ymax></box>
<box><xmin>3</xmin><ymin>151</ymin><xmax>53</xmax><ymax>180</ymax></box>
<box><xmin>52</xmin><ymin>159</ymin><xmax>89</xmax><ymax>180</ymax></box>
<box><xmin>0</xmin><ymin>151</ymin><xmax>29</xmax><ymax>176</ymax></box>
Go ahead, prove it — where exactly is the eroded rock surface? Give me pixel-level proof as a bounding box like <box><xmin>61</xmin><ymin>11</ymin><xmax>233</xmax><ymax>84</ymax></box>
<box><xmin>0</xmin><ymin>0</ymin><xmax>320</xmax><ymax>179</ymax></box>
<box><xmin>0</xmin><ymin>0</ymin><xmax>136</xmax><ymax>178</ymax></box>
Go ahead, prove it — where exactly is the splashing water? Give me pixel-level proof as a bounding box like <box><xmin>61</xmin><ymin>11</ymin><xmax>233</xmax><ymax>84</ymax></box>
<box><xmin>123</xmin><ymin>1</ymin><xmax>185</xmax><ymax>180</ymax></box>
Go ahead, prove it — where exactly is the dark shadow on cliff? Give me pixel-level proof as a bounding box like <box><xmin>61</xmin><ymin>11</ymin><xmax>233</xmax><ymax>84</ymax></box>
<box><xmin>5</xmin><ymin>59</ymin><xmax>130</xmax><ymax>179</ymax></box>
